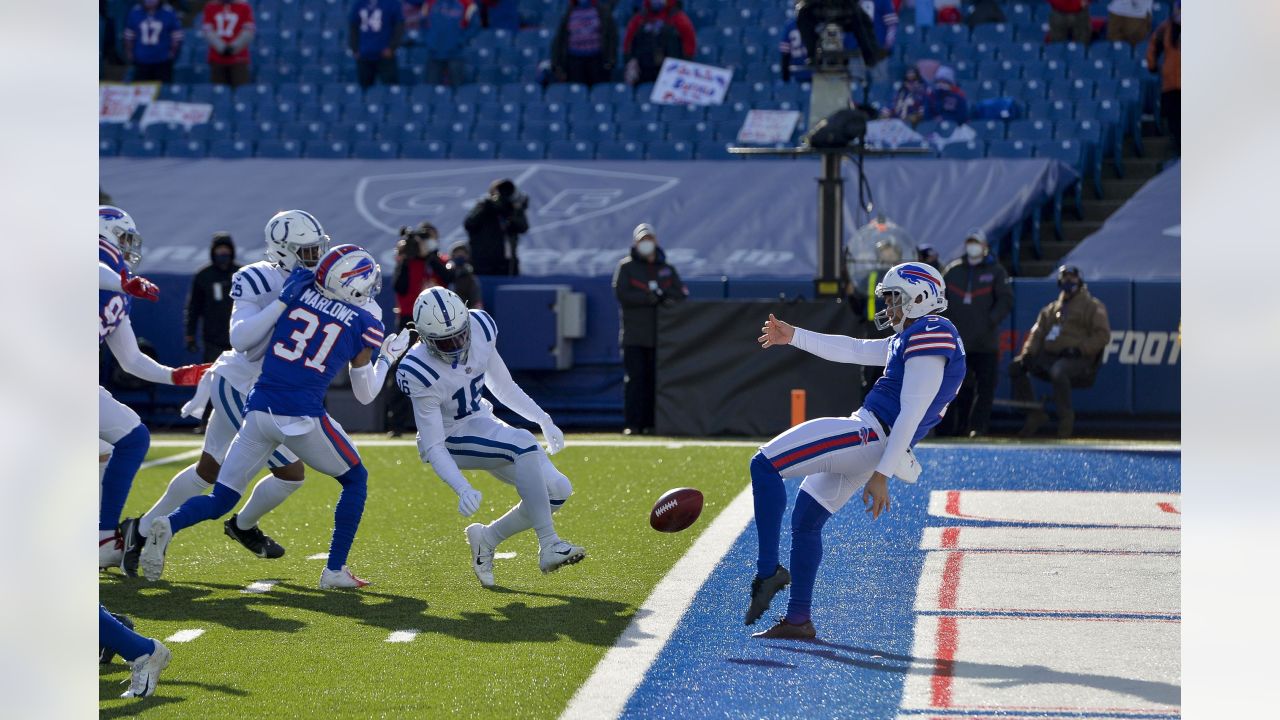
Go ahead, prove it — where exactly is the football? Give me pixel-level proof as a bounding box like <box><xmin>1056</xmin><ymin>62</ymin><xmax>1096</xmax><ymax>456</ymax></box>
<box><xmin>649</xmin><ymin>487</ymin><xmax>704</xmax><ymax>533</ymax></box>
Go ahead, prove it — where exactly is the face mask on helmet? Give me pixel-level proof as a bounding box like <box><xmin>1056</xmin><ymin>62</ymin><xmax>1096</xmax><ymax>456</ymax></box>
<box><xmin>111</xmin><ymin>228</ymin><xmax>144</xmax><ymax>269</ymax></box>
<box><xmin>426</xmin><ymin>324</ymin><xmax>471</xmax><ymax>365</ymax></box>
<box><xmin>874</xmin><ymin>288</ymin><xmax>914</xmax><ymax>332</ymax></box>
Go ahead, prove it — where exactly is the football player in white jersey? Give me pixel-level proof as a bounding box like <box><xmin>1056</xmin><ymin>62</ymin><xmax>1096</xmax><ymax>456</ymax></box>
<box><xmin>99</xmin><ymin>206</ymin><xmax>211</xmax><ymax>568</ymax></box>
<box><xmin>745</xmin><ymin>262</ymin><xmax>967</xmax><ymax>639</ymax></box>
<box><xmin>121</xmin><ymin>210</ymin><xmax>328</xmax><ymax>574</ymax></box>
<box><xmin>396</xmin><ymin>287</ymin><xmax>585</xmax><ymax>587</ymax></box>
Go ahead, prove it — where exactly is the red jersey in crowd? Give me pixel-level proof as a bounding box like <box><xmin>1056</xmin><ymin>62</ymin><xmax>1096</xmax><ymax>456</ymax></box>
<box><xmin>203</xmin><ymin>1</ymin><xmax>255</xmax><ymax>65</ymax></box>
<box><xmin>1047</xmin><ymin>0</ymin><xmax>1089</xmax><ymax>12</ymax></box>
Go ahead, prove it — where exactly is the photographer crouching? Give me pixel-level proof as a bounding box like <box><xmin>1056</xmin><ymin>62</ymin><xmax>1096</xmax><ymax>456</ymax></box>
<box><xmin>464</xmin><ymin>178</ymin><xmax>530</xmax><ymax>276</ymax></box>
<box><xmin>386</xmin><ymin>221</ymin><xmax>452</xmax><ymax>436</ymax></box>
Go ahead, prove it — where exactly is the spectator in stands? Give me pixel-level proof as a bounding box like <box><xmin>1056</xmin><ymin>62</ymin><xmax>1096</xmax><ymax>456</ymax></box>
<box><xmin>941</xmin><ymin>229</ymin><xmax>1012</xmax><ymax>438</ymax></box>
<box><xmin>778</xmin><ymin>15</ymin><xmax>811</xmax><ymax>84</ymax></box>
<box><xmin>479</xmin><ymin>0</ymin><xmax>520</xmax><ymax>31</ymax></box>
<box><xmin>882</xmin><ymin>65</ymin><xmax>929</xmax><ymax>125</ymax></box>
<box><xmin>1046</xmin><ymin>0</ymin><xmax>1091</xmax><ymax>44</ymax></box>
<box><xmin>446</xmin><ymin>244</ymin><xmax>484</xmax><ymax>310</ymax></box>
<box><xmin>202</xmin><ymin>0</ymin><xmax>254</xmax><ymax>87</ymax></box>
<box><xmin>185</xmin><ymin>232</ymin><xmax>239</xmax><ymax>432</ymax></box>
<box><xmin>465</xmin><ymin>178</ymin><xmax>530</xmax><ymax>276</ymax></box>
<box><xmin>423</xmin><ymin>0</ymin><xmax>480</xmax><ymax>86</ymax></box>
<box><xmin>551</xmin><ymin>0</ymin><xmax>619</xmax><ymax>87</ymax></box>
<box><xmin>349</xmin><ymin>0</ymin><xmax>405</xmax><ymax>88</ymax></box>
<box><xmin>613</xmin><ymin>223</ymin><xmax>688</xmax><ymax>436</ymax></box>
<box><xmin>124</xmin><ymin>1</ymin><xmax>184</xmax><ymax>84</ymax></box>
<box><xmin>916</xmin><ymin>243</ymin><xmax>942</xmax><ymax>273</ymax></box>
<box><xmin>1146</xmin><ymin>1</ymin><xmax>1180</xmax><ymax>156</ymax></box>
<box><xmin>850</xmin><ymin>0</ymin><xmax>898</xmax><ymax>85</ymax></box>
<box><xmin>386</xmin><ymin>222</ymin><xmax>452</xmax><ymax>436</ymax></box>
<box><xmin>967</xmin><ymin>0</ymin><xmax>1007</xmax><ymax>28</ymax></box>
<box><xmin>1107</xmin><ymin>0</ymin><xmax>1152</xmax><ymax>45</ymax></box>
<box><xmin>622</xmin><ymin>0</ymin><xmax>696</xmax><ymax>86</ymax></box>
<box><xmin>1009</xmin><ymin>265</ymin><xmax>1111</xmax><ymax>438</ymax></box>
<box><xmin>925</xmin><ymin>66</ymin><xmax>968</xmax><ymax>124</ymax></box>
<box><xmin>935</xmin><ymin>0</ymin><xmax>964</xmax><ymax>24</ymax></box>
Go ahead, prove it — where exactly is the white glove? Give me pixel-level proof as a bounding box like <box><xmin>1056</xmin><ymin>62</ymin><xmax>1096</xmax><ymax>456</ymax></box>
<box><xmin>540</xmin><ymin>421</ymin><xmax>565</xmax><ymax>455</ymax></box>
<box><xmin>457</xmin><ymin>487</ymin><xmax>483</xmax><ymax>517</ymax></box>
<box><xmin>380</xmin><ymin>331</ymin><xmax>412</xmax><ymax>365</ymax></box>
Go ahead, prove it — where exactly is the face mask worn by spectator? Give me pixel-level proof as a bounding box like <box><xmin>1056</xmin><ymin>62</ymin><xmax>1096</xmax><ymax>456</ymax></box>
<box><xmin>636</xmin><ymin>240</ymin><xmax>656</xmax><ymax>256</ymax></box>
<box><xmin>965</xmin><ymin>242</ymin><xmax>984</xmax><ymax>260</ymax></box>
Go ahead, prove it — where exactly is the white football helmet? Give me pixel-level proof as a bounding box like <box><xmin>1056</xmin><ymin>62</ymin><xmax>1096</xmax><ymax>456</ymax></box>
<box><xmin>314</xmin><ymin>244</ymin><xmax>382</xmax><ymax>305</ymax></box>
<box><xmin>99</xmin><ymin>205</ymin><xmax>143</xmax><ymax>268</ymax></box>
<box><xmin>413</xmin><ymin>287</ymin><xmax>471</xmax><ymax>365</ymax></box>
<box><xmin>874</xmin><ymin>262</ymin><xmax>948</xmax><ymax>332</ymax></box>
<box><xmin>264</xmin><ymin>209</ymin><xmax>330</xmax><ymax>270</ymax></box>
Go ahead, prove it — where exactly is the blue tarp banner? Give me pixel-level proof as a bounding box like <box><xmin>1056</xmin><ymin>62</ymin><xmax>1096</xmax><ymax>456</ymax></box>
<box><xmin>1062</xmin><ymin>161</ymin><xmax>1181</xmax><ymax>281</ymax></box>
<box><xmin>100</xmin><ymin>158</ymin><xmax>1075</xmax><ymax>278</ymax></box>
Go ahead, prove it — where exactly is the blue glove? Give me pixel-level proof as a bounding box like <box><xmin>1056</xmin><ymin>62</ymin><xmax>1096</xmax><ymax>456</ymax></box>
<box><xmin>278</xmin><ymin>267</ymin><xmax>315</xmax><ymax>305</ymax></box>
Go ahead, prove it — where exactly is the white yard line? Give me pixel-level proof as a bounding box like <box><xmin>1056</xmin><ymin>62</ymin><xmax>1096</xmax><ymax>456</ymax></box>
<box><xmin>138</xmin><ymin>448</ymin><xmax>202</xmax><ymax>469</ymax></box>
<box><xmin>164</xmin><ymin>628</ymin><xmax>205</xmax><ymax>643</ymax></box>
<box><xmin>385</xmin><ymin>630</ymin><xmax>419</xmax><ymax>643</ymax></box>
<box><xmin>240</xmin><ymin>580</ymin><xmax>278</xmax><ymax>594</ymax></box>
<box><xmin>559</xmin><ymin>482</ymin><xmax>757</xmax><ymax>720</ymax></box>
<box><xmin>305</xmin><ymin>553</ymin><xmax>330</xmax><ymax>561</ymax></box>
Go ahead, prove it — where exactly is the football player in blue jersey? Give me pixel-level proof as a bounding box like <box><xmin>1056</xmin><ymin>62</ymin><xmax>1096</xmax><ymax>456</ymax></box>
<box><xmin>98</xmin><ymin>206</ymin><xmax>212</xmax><ymax>569</ymax></box>
<box><xmin>122</xmin><ymin>210</ymin><xmax>330</xmax><ymax>574</ymax></box>
<box><xmin>745</xmin><ymin>262</ymin><xmax>966</xmax><ymax>639</ymax></box>
<box><xmin>138</xmin><ymin>244</ymin><xmax>412</xmax><ymax>589</ymax></box>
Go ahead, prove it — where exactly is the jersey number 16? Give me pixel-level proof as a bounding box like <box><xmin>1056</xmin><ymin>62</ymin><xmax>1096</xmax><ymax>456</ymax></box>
<box><xmin>273</xmin><ymin>308</ymin><xmax>341</xmax><ymax>373</ymax></box>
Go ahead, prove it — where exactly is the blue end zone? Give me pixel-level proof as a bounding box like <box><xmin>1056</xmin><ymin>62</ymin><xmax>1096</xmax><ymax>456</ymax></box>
<box><xmin>620</xmin><ymin>447</ymin><xmax>1181</xmax><ymax>720</ymax></box>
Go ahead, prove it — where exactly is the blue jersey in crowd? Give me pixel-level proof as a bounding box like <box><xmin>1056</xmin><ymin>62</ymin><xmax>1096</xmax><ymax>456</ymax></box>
<box><xmin>99</xmin><ymin>237</ymin><xmax>132</xmax><ymax>344</ymax></box>
<box><xmin>350</xmin><ymin>0</ymin><xmax>404</xmax><ymax>58</ymax></box>
<box><xmin>862</xmin><ymin>314</ymin><xmax>967</xmax><ymax>446</ymax></box>
<box><xmin>247</xmin><ymin>286</ymin><xmax>385</xmax><ymax>417</ymax></box>
<box><xmin>848</xmin><ymin>0</ymin><xmax>899</xmax><ymax>52</ymax></box>
<box><xmin>421</xmin><ymin>0</ymin><xmax>479</xmax><ymax>60</ymax></box>
<box><xmin>124</xmin><ymin>3</ymin><xmax>184</xmax><ymax>65</ymax></box>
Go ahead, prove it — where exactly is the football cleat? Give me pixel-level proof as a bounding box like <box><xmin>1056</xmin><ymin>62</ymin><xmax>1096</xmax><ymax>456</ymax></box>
<box><xmin>319</xmin><ymin>565</ymin><xmax>370</xmax><ymax>589</ymax></box>
<box><xmin>745</xmin><ymin>565</ymin><xmax>791</xmax><ymax>626</ymax></box>
<box><xmin>138</xmin><ymin>516</ymin><xmax>172</xmax><ymax>582</ymax></box>
<box><xmin>538</xmin><ymin>539</ymin><xmax>586</xmax><ymax>574</ymax></box>
<box><xmin>100</xmin><ymin>613</ymin><xmax>134</xmax><ymax>664</ymax></box>
<box><xmin>224</xmin><ymin>515</ymin><xmax>286</xmax><ymax>559</ymax></box>
<box><xmin>121</xmin><ymin>640</ymin><xmax>171</xmax><ymax>698</ymax></box>
<box><xmin>119</xmin><ymin>517</ymin><xmax>143</xmax><ymax>577</ymax></box>
<box><xmin>751</xmin><ymin>617</ymin><xmax>817</xmax><ymax>640</ymax></box>
<box><xmin>99</xmin><ymin>530</ymin><xmax>124</xmax><ymax>570</ymax></box>
<box><xmin>465</xmin><ymin>523</ymin><xmax>496</xmax><ymax>588</ymax></box>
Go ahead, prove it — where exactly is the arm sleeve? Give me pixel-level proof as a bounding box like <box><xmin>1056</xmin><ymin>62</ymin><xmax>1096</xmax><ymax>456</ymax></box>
<box><xmin>485</xmin><ymin>350</ymin><xmax>552</xmax><ymax>425</ymax></box>
<box><xmin>623</xmin><ymin>16</ymin><xmax>639</xmax><ymax>56</ymax></box>
<box><xmin>613</xmin><ymin>263</ymin><xmax>655</xmax><ymax>308</ymax></box>
<box><xmin>229</xmin><ymin>299</ymin><xmax>286</xmax><ymax>352</ymax></box>
<box><xmin>673</xmin><ymin>14</ymin><xmax>697</xmax><ymax>58</ymax></box>
<box><xmin>99</xmin><ymin>263</ymin><xmax>124</xmax><ymax>292</ymax></box>
<box><xmin>1082</xmin><ymin>301</ymin><xmax>1112</xmax><ymax>357</ymax></box>
<box><xmin>349</xmin><ymin>359</ymin><xmax>390</xmax><ymax>405</ymax></box>
<box><xmin>664</xmin><ymin>264</ymin><xmax>688</xmax><ymax>302</ymax></box>
<box><xmin>104</xmin><ymin>316</ymin><xmax>175</xmax><ymax>385</ymax></box>
<box><xmin>790</xmin><ymin>328</ymin><xmax>892</xmax><ymax>366</ymax></box>
<box><xmin>873</xmin><ymin>354</ymin><xmax>946</xmax><ymax>477</ymax></box>
<box><xmin>1021</xmin><ymin>306</ymin><xmax>1050</xmax><ymax>357</ymax></box>
<box><xmin>410</xmin><ymin>396</ymin><xmax>472</xmax><ymax>494</ymax></box>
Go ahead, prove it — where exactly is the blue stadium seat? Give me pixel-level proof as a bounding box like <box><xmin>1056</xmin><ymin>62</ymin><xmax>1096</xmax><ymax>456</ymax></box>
<box><xmin>400</xmin><ymin>140</ymin><xmax>450</xmax><ymax>159</ymax></box>
<box><xmin>119</xmin><ymin>137</ymin><xmax>165</xmax><ymax>157</ymax></box>
<box><xmin>521</xmin><ymin>120</ymin><xmax>569</xmax><ymax>143</ymax></box>
<box><xmin>645</xmin><ymin>141</ymin><xmax>694</xmax><ymax>160</ymax></box>
<box><xmin>1042</xmin><ymin>41</ymin><xmax>1087</xmax><ymax>65</ymax></box>
<box><xmin>352</xmin><ymin>140</ymin><xmax>398</xmax><ymax>159</ymax></box>
<box><xmin>453</xmin><ymin>83</ymin><xmax>498</xmax><ymax>105</ymax></box>
<box><xmin>256</xmin><ymin>139</ymin><xmax>303</xmax><ymax>158</ymax></box>
<box><xmin>970</xmin><ymin>119</ymin><xmax>1007</xmax><ymax>141</ymax></box>
<box><xmin>165</xmin><ymin>139</ymin><xmax>206</xmax><ymax>158</ymax></box>
<box><xmin>1036</xmin><ymin>139</ymin><xmax>1085</xmax><ymax>241</ymax></box>
<box><xmin>158</xmin><ymin>84</ymin><xmax>190</xmax><ymax>101</ymax></box>
<box><xmin>1044</xmin><ymin>99</ymin><xmax>1076</xmax><ymax>123</ymax></box>
<box><xmin>450</xmin><ymin>140</ymin><xmax>497</xmax><ymax>159</ymax></box>
<box><xmin>665</xmin><ymin>120</ymin><xmax>710</xmax><ymax>143</ymax></box>
<box><xmin>303</xmin><ymin>140</ymin><xmax>350</xmax><ymax>159</ymax></box>
<box><xmin>236</xmin><ymin>120</ymin><xmax>281</xmax><ymax>142</ymax></box>
<box><xmin>595</xmin><ymin>140</ymin><xmax>645</xmax><ymax>160</ymax></box>
<box><xmin>1007</xmin><ymin>119</ymin><xmax>1054</xmax><ymax>143</ymax></box>
<box><xmin>99</xmin><ymin>138</ymin><xmax>120</xmax><ymax>157</ymax></box>
<box><xmin>971</xmin><ymin>78</ymin><xmax>1003</xmax><ymax>102</ymax></box>
<box><xmin>659</xmin><ymin>104</ymin><xmax>705</xmax><ymax>123</ymax></box>
<box><xmin>692</xmin><ymin>140</ymin><xmax>735</xmax><ymax>160</ymax></box>
<box><xmin>472</xmin><ymin>121</ymin><xmax>518</xmax><ymax>144</ymax></box>
<box><xmin>383</xmin><ymin>121</ymin><xmax>425</xmax><ymax>144</ymax></box>
<box><xmin>497</xmin><ymin>82</ymin><xmax>530</xmax><ymax>103</ymax></box>
<box><xmin>972</xmin><ymin>23</ymin><xmax>1015</xmax><ymax>45</ymax></box>
<box><xmin>496</xmin><ymin>140</ymin><xmax>542</xmax><ymax>159</ymax></box>
<box><xmin>573</xmin><ymin>122</ymin><xmax>615</xmax><ymax>143</ymax></box>
<box><xmin>940</xmin><ymin>141</ymin><xmax>983</xmax><ymax>160</ymax></box>
<box><xmin>986</xmin><ymin>139</ymin><xmax>1034</xmax><ymax>158</ymax></box>
<box><xmin>209</xmin><ymin>139</ymin><xmax>254</xmax><ymax>159</ymax></box>
<box><xmin>619</xmin><ymin>121</ymin><xmax>665</xmax><ymax>145</ymax></box>
<box><xmin>1021</xmin><ymin>98</ymin><xmax>1053</xmax><ymax>121</ymax></box>
<box><xmin>589</xmin><ymin>82</ymin><xmax>632</xmax><ymax>105</ymax></box>
<box><xmin>544</xmin><ymin>83</ymin><xmax>588</xmax><ymax>104</ymax></box>
<box><xmin>545</xmin><ymin>140</ymin><xmax>594</xmax><ymax>160</ymax></box>
<box><xmin>411</xmin><ymin>84</ymin><xmax>454</xmax><ymax>105</ymax></box>
<box><xmin>522</xmin><ymin>101</ymin><xmax>568</xmax><ymax>124</ymax></box>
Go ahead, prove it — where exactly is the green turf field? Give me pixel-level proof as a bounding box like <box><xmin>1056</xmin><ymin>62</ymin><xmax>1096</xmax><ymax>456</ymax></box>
<box><xmin>99</xmin><ymin>435</ymin><xmax>755</xmax><ymax>718</ymax></box>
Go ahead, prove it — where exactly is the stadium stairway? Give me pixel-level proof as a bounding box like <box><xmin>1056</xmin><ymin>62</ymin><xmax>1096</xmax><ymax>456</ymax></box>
<box><xmin>1018</xmin><ymin>131</ymin><xmax>1174</xmax><ymax>277</ymax></box>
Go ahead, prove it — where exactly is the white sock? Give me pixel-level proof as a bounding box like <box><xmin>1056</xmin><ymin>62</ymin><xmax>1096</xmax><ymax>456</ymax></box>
<box><xmin>485</xmin><ymin>503</ymin><xmax>532</xmax><ymax>548</ymax></box>
<box><xmin>511</xmin><ymin>455</ymin><xmax>559</xmax><ymax>548</ymax></box>
<box><xmin>140</xmin><ymin>464</ymin><xmax>211</xmax><ymax>535</ymax></box>
<box><xmin>236</xmin><ymin>475</ymin><xmax>302</xmax><ymax>530</ymax></box>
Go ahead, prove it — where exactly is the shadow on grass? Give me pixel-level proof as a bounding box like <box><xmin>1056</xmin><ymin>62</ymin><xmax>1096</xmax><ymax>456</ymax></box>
<box><xmin>411</xmin><ymin>586</ymin><xmax>637</xmax><ymax>646</ymax></box>
<box><xmin>98</xmin><ymin>670</ymin><xmax>249</xmax><ymax>717</ymax></box>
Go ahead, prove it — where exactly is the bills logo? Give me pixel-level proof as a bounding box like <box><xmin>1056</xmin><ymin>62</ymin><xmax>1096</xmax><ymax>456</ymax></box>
<box><xmin>340</xmin><ymin>258</ymin><xmax>376</xmax><ymax>288</ymax></box>
<box><xmin>99</xmin><ymin>207</ymin><xmax>126</xmax><ymax>220</ymax></box>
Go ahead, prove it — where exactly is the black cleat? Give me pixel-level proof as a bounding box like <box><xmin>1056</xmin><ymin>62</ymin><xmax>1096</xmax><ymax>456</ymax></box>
<box><xmin>745</xmin><ymin>564</ymin><xmax>791</xmax><ymax>626</ymax></box>
<box><xmin>100</xmin><ymin>612</ymin><xmax>135</xmax><ymax>664</ymax></box>
<box><xmin>119</xmin><ymin>517</ymin><xmax>143</xmax><ymax>577</ymax></box>
<box><xmin>751</xmin><ymin>617</ymin><xmax>817</xmax><ymax>640</ymax></box>
<box><xmin>224</xmin><ymin>515</ymin><xmax>285</xmax><ymax>558</ymax></box>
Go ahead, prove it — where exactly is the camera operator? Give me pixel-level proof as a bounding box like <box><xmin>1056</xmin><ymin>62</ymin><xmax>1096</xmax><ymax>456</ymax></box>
<box><xmin>387</xmin><ymin>222</ymin><xmax>451</xmax><ymax>436</ymax></box>
<box><xmin>446</xmin><ymin>243</ymin><xmax>484</xmax><ymax>310</ymax></box>
<box><xmin>795</xmin><ymin>0</ymin><xmax>885</xmax><ymax>82</ymax></box>
<box><xmin>464</xmin><ymin>178</ymin><xmax>530</xmax><ymax>276</ymax></box>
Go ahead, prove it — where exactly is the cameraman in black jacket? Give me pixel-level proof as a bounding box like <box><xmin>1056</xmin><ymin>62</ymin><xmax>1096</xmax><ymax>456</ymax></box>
<box><xmin>612</xmin><ymin>223</ymin><xmax>687</xmax><ymax>435</ymax></box>
<box><xmin>464</xmin><ymin>178</ymin><xmax>530</xmax><ymax>276</ymax></box>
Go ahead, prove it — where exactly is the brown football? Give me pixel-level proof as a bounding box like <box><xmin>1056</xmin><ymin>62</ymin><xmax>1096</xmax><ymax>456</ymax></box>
<box><xmin>649</xmin><ymin>487</ymin><xmax>704</xmax><ymax>533</ymax></box>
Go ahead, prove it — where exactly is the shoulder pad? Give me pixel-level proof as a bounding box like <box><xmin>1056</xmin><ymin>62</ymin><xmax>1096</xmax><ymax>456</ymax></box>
<box><xmin>230</xmin><ymin>263</ymin><xmax>280</xmax><ymax>301</ymax></box>
<box><xmin>395</xmin><ymin>350</ymin><xmax>442</xmax><ymax>397</ymax></box>
<box><xmin>470</xmin><ymin>309</ymin><xmax>498</xmax><ymax>344</ymax></box>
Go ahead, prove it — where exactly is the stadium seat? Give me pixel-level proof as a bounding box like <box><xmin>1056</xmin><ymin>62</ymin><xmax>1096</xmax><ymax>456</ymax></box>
<box><xmin>208</xmin><ymin>139</ymin><xmax>254</xmax><ymax>159</ymax></box>
<box><xmin>473</xmin><ymin>121</ymin><xmax>519</xmax><ymax>144</ymax></box>
<box><xmin>645</xmin><ymin>141</ymin><xmax>694</xmax><ymax>160</ymax></box>
<box><xmin>972</xmin><ymin>23</ymin><xmax>1015</xmax><ymax>45</ymax></box>
<box><xmin>665</xmin><ymin>120</ymin><xmax>713</xmax><ymax>143</ymax></box>
<box><xmin>450</xmin><ymin>140</ymin><xmax>498</xmax><ymax>160</ymax></box>
<box><xmin>1021</xmin><ymin>98</ymin><xmax>1053</xmax><ymax>121</ymax></box>
<box><xmin>595</xmin><ymin>140</ymin><xmax>645</xmax><ymax>160</ymax></box>
<box><xmin>1007</xmin><ymin>119</ymin><xmax>1054</xmax><ymax>143</ymax></box>
<box><xmin>573</xmin><ymin>122</ymin><xmax>615</xmax><ymax>143</ymax></box>
<box><xmin>985</xmin><ymin>139</ymin><xmax>1034</xmax><ymax>158</ymax></box>
<box><xmin>521</xmin><ymin>120</ymin><xmax>570</xmax><ymax>143</ymax></box>
<box><xmin>589</xmin><ymin>82</ymin><xmax>632</xmax><ymax>105</ymax></box>
<box><xmin>99</xmin><ymin>138</ymin><xmax>119</xmax><ymax>157</ymax></box>
<box><xmin>546</xmin><ymin>140</ymin><xmax>594</xmax><ymax>160</ymax></box>
<box><xmin>617</xmin><ymin>120</ymin><xmax>665</xmax><ymax>145</ymax></box>
<box><xmin>1036</xmin><ymin>139</ymin><xmax>1086</xmax><ymax>240</ymax></box>
<box><xmin>940</xmin><ymin>141</ymin><xmax>983</xmax><ymax>160</ymax></box>
<box><xmin>1045</xmin><ymin>99</ymin><xmax>1076</xmax><ymax>123</ymax></box>
<box><xmin>400</xmin><ymin>140</ymin><xmax>449</xmax><ymax>159</ymax></box>
<box><xmin>659</xmin><ymin>104</ymin><xmax>705</xmax><ymax>123</ymax></box>
<box><xmin>970</xmin><ymin>119</ymin><xmax>1007</xmax><ymax>142</ymax></box>
<box><xmin>256</xmin><ymin>139</ymin><xmax>303</xmax><ymax>158</ymax></box>
<box><xmin>544</xmin><ymin>83</ymin><xmax>588</xmax><ymax>104</ymax></box>
<box><xmin>165</xmin><ymin>139</ymin><xmax>207</xmax><ymax>158</ymax></box>
<box><xmin>352</xmin><ymin>140</ymin><xmax>399</xmax><ymax>159</ymax></box>
<box><xmin>496</xmin><ymin>139</ymin><xmax>542</xmax><ymax>158</ymax></box>
<box><xmin>1002</xmin><ymin>41</ymin><xmax>1042</xmax><ymax>64</ymax></box>
<box><xmin>303</xmin><ymin>140</ymin><xmax>350</xmax><ymax>159</ymax></box>
<box><xmin>158</xmin><ymin>84</ymin><xmax>190</xmax><ymax>101</ymax></box>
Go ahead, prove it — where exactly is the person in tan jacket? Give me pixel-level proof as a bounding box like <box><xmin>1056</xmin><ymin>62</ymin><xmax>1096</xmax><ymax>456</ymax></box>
<box><xmin>1009</xmin><ymin>265</ymin><xmax>1111</xmax><ymax>438</ymax></box>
